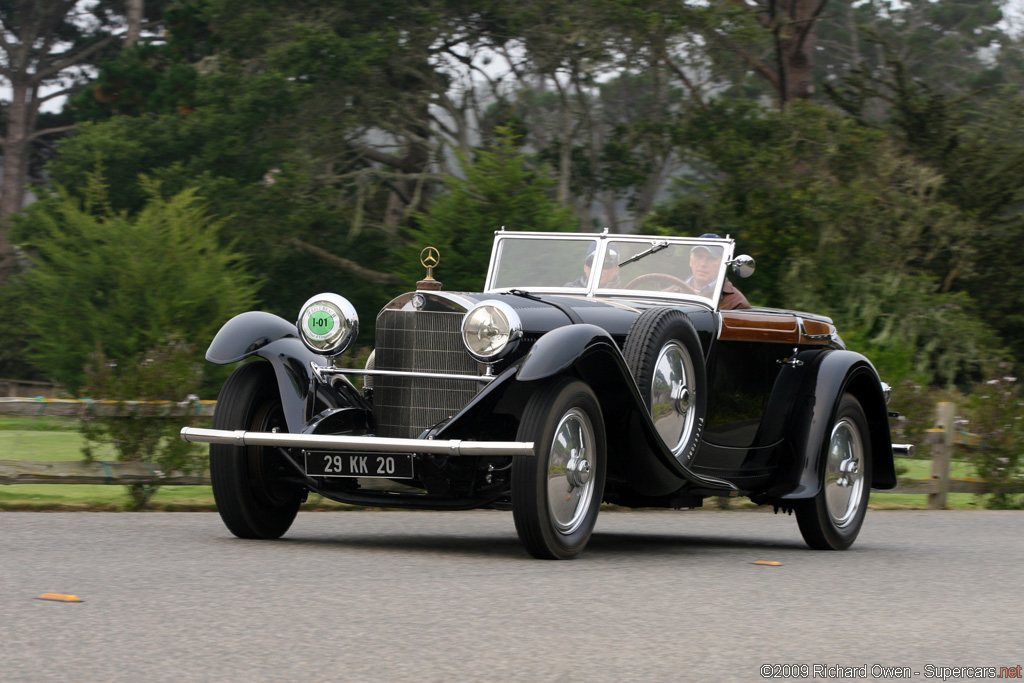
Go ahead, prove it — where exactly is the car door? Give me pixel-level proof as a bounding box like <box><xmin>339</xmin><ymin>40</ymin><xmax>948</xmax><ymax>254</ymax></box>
<box><xmin>695</xmin><ymin>309</ymin><xmax>835</xmax><ymax>482</ymax></box>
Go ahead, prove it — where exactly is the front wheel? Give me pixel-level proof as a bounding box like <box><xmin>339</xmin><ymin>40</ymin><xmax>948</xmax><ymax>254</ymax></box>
<box><xmin>512</xmin><ymin>379</ymin><xmax>607</xmax><ymax>560</ymax></box>
<box><xmin>210</xmin><ymin>362</ymin><xmax>303</xmax><ymax>539</ymax></box>
<box><xmin>796</xmin><ymin>393</ymin><xmax>872</xmax><ymax>550</ymax></box>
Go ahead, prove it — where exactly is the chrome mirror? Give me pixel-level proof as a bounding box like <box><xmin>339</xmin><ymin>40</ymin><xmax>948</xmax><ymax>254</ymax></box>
<box><xmin>729</xmin><ymin>254</ymin><xmax>755</xmax><ymax>279</ymax></box>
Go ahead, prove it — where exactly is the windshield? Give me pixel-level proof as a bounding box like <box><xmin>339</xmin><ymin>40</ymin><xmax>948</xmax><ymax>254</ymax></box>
<box><xmin>489</xmin><ymin>237</ymin><xmax>597</xmax><ymax>289</ymax></box>
<box><xmin>486</xmin><ymin>233</ymin><xmax>733</xmax><ymax>305</ymax></box>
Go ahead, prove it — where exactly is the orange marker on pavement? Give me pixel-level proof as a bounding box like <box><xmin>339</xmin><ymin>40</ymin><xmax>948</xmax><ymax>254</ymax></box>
<box><xmin>36</xmin><ymin>593</ymin><xmax>84</xmax><ymax>602</ymax></box>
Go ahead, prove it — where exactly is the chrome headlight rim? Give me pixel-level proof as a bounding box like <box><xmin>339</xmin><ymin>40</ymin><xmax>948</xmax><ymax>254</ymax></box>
<box><xmin>461</xmin><ymin>299</ymin><xmax>523</xmax><ymax>363</ymax></box>
<box><xmin>297</xmin><ymin>293</ymin><xmax>359</xmax><ymax>357</ymax></box>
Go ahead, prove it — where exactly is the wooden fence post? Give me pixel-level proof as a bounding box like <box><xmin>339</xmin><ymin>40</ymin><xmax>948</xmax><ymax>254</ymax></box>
<box><xmin>928</xmin><ymin>402</ymin><xmax>955</xmax><ymax>509</ymax></box>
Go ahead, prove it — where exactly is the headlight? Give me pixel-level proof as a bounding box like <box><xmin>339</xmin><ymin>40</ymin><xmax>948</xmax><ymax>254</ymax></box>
<box><xmin>461</xmin><ymin>300</ymin><xmax>522</xmax><ymax>362</ymax></box>
<box><xmin>297</xmin><ymin>293</ymin><xmax>358</xmax><ymax>356</ymax></box>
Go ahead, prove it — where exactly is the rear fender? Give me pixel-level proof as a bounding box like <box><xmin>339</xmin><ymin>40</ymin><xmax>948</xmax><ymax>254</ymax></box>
<box><xmin>774</xmin><ymin>349</ymin><xmax>895</xmax><ymax>500</ymax></box>
<box><xmin>206</xmin><ymin>311</ymin><xmax>363</xmax><ymax>433</ymax></box>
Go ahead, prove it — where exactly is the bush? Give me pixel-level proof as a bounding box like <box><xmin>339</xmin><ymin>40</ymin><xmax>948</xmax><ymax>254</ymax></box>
<box><xmin>960</xmin><ymin>376</ymin><xmax>1024</xmax><ymax>509</ymax></box>
<box><xmin>5</xmin><ymin>174</ymin><xmax>259</xmax><ymax>509</ymax></box>
<box><xmin>7</xmin><ymin>174</ymin><xmax>258</xmax><ymax>396</ymax></box>
<box><xmin>80</xmin><ymin>338</ymin><xmax>207</xmax><ymax>510</ymax></box>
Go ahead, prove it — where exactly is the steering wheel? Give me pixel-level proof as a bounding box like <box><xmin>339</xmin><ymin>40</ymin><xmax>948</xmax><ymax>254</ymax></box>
<box><xmin>624</xmin><ymin>273</ymin><xmax>698</xmax><ymax>295</ymax></box>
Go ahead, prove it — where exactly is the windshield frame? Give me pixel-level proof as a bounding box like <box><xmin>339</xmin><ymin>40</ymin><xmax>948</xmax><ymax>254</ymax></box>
<box><xmin>483</xmin><ymin>231</ymin><xmax>736</xmax><ymax>309</ymax></box>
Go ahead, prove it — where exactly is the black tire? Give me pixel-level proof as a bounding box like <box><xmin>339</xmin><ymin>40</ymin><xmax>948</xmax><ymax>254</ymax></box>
<box><xmin>796</xmin><ymin>393</ymin><xmax>872</xmax><ymax>550</ymax></box>
<box><xmin>512</xmin><ymin>379</ymin><xmax>607</xmax><ymax>560</ymax></box>
<box><xmin>621</xmin><ymin>308</ymin><xmax>707</xmax><ymax>466</ymax></box>
<box><xmin>210</xmin><ymin>362</ymin><xmax>302</xmax><ymax>539</ymax></box>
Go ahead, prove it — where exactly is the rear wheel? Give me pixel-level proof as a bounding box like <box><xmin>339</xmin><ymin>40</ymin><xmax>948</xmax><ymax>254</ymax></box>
<box><xmin>796</xmin><ymin>393</ymin><xmax>872</xmax><ymax>550</ymax></box>
<box><xmin>210</xmin><ymin>362</ymin><xmax>302</xmax><ymax>539</ymax></box>
<box><xmin>512</xmin><ymin>379</ymin><xmax>607</xmax><ymax>560</ymax></box>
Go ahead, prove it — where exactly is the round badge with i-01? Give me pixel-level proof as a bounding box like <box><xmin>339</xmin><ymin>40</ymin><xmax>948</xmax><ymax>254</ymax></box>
<box><xmin>303</xmin><ymin>304</ymin><xmax>340</xmax><ymax>340</ymax></box>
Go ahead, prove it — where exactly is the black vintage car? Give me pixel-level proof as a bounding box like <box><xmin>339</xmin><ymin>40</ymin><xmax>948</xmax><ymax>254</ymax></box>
<box><xmin>181</xmin><ymin>231</ymin><xmax>910</xmax><ymax>559</ymax></box>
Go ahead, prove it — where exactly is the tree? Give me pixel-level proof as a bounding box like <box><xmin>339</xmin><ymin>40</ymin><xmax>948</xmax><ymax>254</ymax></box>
<box><xmin>0</xmin><ymin>0</ymin><xmax>163</xmax><ymax>283</ymax></box>
<box><xmin>825</xmin><ymin>65</ymin><xmax>1024</xmax><ymax>365</ymax></box>
<box><xmin>816</xmin><ymin>0</ymin><xmax>1014</xmax><ymax>102</ymax></box>
<box><xmin>646</xmin><ymin>100</ymin><xmax>1005</xmax><ymax>386</ymax></box>
<box><xmin>690</xmin><ymin>0</ymin><xmax>831</xmax><ymax>106</ymax></box>
<box><xmin>54</xmin><ymin>0</ymin><xmax>522</xmax><ymax>317</ymax></box>
<box><xmin>961</xmin><ymin>375</ymin><xmax>1024</xmax><ymax>509</ymax></box>
<box><xmin>405</xmin><ymin>127</ymin><xmax>578</xmax><ymax>292</ymax></box>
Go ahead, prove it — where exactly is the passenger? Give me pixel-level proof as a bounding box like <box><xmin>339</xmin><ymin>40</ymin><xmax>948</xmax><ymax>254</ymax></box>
<box><xmin>566</xmin><ymin>243</ymin><xmax>620</xmax><ymax>288</ymax></box>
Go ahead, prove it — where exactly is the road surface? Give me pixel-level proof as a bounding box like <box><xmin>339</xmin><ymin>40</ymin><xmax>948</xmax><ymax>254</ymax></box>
<box><xmin>1</xmin><ymin>509</ymin><xmax>1021</xmax><ymax>681</ymax></box>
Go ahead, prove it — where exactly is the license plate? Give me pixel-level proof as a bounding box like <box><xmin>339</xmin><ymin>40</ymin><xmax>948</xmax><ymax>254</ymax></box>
<box><xmin>304</xmin><ymin>452</ymin><xmax>414</xmax><ymax>479</ymax></box>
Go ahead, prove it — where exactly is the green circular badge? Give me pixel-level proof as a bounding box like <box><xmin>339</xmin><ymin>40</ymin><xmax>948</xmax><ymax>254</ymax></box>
<box><xmin>307</xmin><ymin>311</ymin><xmax>335</xmax><ymax>335</ymax></box>
<box><xmin>303</xmin><ymin>304</ymin><xmax>340</xmax><ymax>341</ymax></box>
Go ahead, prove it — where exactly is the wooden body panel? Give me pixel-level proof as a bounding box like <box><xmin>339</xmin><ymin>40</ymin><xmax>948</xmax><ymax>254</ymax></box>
<box><xmin>720</xmin><ymin>309</ymin><xmax>835</xmax><ymax>345</ymax></box>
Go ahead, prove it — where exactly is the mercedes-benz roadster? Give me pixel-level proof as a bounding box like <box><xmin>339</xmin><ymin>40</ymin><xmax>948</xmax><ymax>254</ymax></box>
<box><xmin>181</xmin><ymin>231</ymin><xmax>910</xmax><ymax>559</ymax></box>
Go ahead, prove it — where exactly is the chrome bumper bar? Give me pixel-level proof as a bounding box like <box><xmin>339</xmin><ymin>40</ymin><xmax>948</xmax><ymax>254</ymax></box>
<box><xmin>892</xmin><ymin>443</ymin><xmax>915</xmax><ymax>457</ymax></box>
<box><xmin>179</xmin><ymin>427</ymin><xmax>535</xmax><ymax>457</ymax></box>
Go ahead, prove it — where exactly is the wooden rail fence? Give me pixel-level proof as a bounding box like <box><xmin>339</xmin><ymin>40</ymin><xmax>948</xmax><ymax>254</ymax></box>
<box><xmin>2</xmin><ymin>398</ymin><xmax>1022</xmax><ymax>503</ymax></box>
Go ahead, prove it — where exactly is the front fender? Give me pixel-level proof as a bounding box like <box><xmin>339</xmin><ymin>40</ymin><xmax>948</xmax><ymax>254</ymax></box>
<box><xmin>205</xmin><ymin>311</ymin><xmax>360</xmax><ymax>433</ymax></box>
<box><xmin>439</xmin><ymin>324</ymin><xmax>736</xmax><ymax>495</ymax></box>
<box><xmin>516</xmin><ymin>323</ymin><xmax>615</xmax><ymax>382</ymax></box>
<box><xmin>207</xmin><ymin>311</ymin><xmax>298</xmax><ymax>364</ymax></box>
<box><xmin>774</xmin><ymin>349</ymin><xmax>895</xmax><ymax>500</ymax></box>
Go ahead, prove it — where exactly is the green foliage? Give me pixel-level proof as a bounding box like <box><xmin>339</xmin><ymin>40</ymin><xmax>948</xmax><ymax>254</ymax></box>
<box><xmin>7</xmin><ymin>174</ymin><xmax>258</xmax><ymax>395</ymax></box>
<box><xmin>816</xmin><ymin>0</ymin><xmax>1014</xmax><ymax>99</ymax></box>
<box><xmin>646</xmin><ymin>100</ymin><xmax>1005</xmax><ymax>386</ymax></box>
<box><xmin>79</xmin><ymin>338</ymin><xmax>207</xmax><ymax>510</ymax></box>
<box><xmin>960</xmin><ymin>376</ymin><xmax>1024</xmax><ymax>509</ymax></box>
<box><xmin>4</xmin><ymin>0</ymin><xmax>1022</xmax><ymax>389</ymax></box>
<box><xmin>887</xmin><ymin>380</ymin><xmax>956</xmax><ymax>465</ymax></box>
<box><xmin>51</xmin><ymin>0</ymin><xmax>473</xmax><ymax>325</ymax></box>
<box><xmin>70</xmin><ymin>43</ymin><xmax>200</xmax><ymax>119</ymax></box>
<box><xmin>406</xmin><ymin>128</ymin><xmax>579</xmax><ymax>291</ymax></box>
<box><xmin>829</xmin><ymin>70</ymin><xmax>1024</xmax><ymax>371</ymax></box>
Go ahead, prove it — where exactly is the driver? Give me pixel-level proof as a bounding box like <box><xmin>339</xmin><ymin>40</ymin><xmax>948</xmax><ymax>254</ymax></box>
<box><xmin>686</xmin><ymin>234</ymin><xmax>751</xmax><ymax>310</ymax></box>
<box><xmin>566</xmin><ymin>242</ymin><xmax>620</xmax><ymax>288</ymax></box>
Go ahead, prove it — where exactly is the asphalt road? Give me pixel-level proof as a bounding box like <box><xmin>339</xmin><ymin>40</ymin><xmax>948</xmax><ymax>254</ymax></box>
<box><xmin>1</xmin><ymin>509</ymin><xmax>1021</xmax><ymax>682</ymax></box>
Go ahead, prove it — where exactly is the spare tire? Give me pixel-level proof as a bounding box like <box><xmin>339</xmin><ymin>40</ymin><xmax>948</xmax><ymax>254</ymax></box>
<box><xmin>622</xmin><ymin>308</ymin><xmax>707</xmax><ymax>467</ymax></box>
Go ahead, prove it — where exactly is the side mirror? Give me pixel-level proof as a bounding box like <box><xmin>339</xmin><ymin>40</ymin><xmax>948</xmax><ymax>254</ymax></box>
<box><xmin>729</xmin><ymin>254</ymin><xmax>755</xmax><ymax>279</ymax></box>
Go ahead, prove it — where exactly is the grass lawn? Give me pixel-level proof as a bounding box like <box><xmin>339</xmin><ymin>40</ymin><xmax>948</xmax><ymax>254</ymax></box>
<box><xmin>0</xmin><ymin>417</ymin><xmax>999</xmax><ymax>511</ymax></box>
<box><xmin>0</xmin><ymin>418</ymin><xmax>350</xmax><ymax>510</ymax></box>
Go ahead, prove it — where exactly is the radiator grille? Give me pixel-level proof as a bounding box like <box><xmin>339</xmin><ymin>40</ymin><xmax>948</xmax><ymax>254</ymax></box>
<box><xmin>373</xmin><ymin>309</ymin><xmax>480</xmax><ymax>438</ymax></box>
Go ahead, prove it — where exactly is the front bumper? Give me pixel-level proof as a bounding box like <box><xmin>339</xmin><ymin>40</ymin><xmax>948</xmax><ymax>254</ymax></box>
<box><xmin>179</xmin><ymin>427</ymin><xmax>535</xmax><ymax>457</ymax></box>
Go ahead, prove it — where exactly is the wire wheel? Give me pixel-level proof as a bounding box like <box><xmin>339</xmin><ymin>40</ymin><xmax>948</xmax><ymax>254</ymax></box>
<box><xmin>796</xmin><ymin>393</ymin><xmax>872</xmax><ymax>550</ymax></box>
<box><xmin>512</xmin><ymin>379</ymin><xmax>607</xmax><ymax>559</ymax></box>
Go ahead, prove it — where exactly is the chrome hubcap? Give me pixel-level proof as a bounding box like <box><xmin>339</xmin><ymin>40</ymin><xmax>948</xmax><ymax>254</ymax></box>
<box><xmin>546</xmin><ymin>408</ymin><xmax>597</xmax><ymax>535</ymax></box>
<box><xmin>824</xmin><ymin>418</ymin><xmax>864</xmax><ymax>528</ymax></box>
<box><xmin>566</xmin><ymin>457</ymin><xmax>592</xmax><ymax>487</ymax></box>
<box><xmin>651</xmin><ymin>341</ymin><xmax>697</xmax><ymax>456</ymax></box>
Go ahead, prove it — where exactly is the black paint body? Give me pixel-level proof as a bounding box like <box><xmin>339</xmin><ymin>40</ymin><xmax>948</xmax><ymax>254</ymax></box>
<box><xmin>205</xmin><ymin>290</ymin><xmax>895</xmax><ymax>510</ymax></box>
